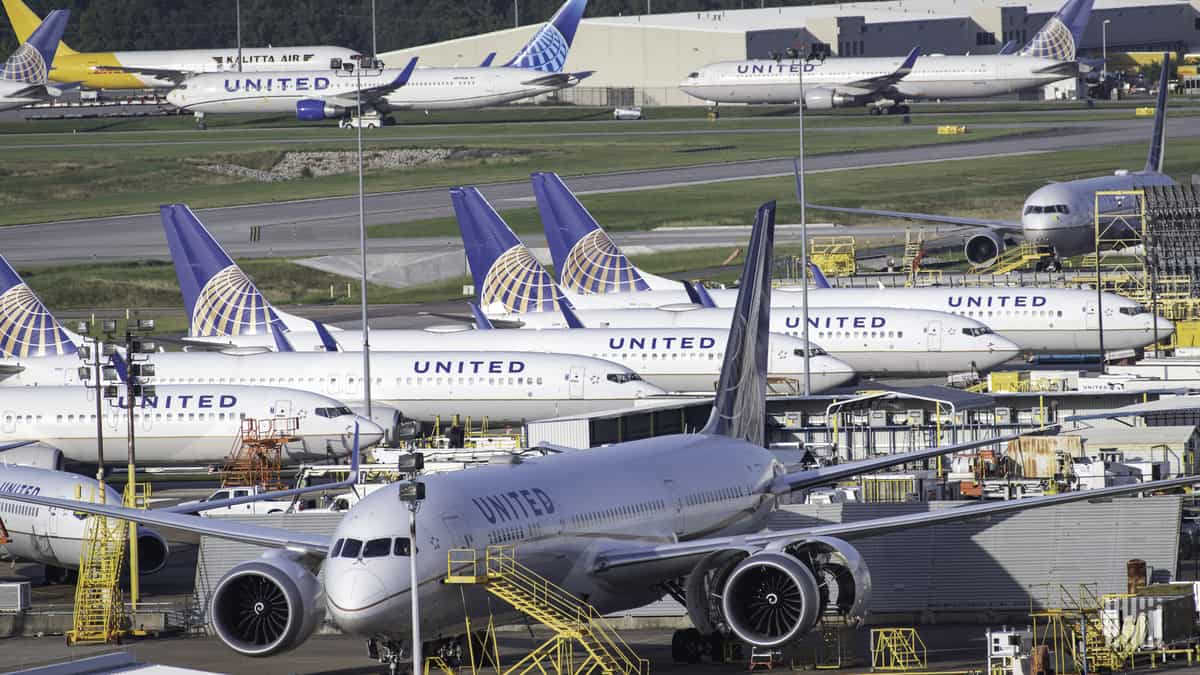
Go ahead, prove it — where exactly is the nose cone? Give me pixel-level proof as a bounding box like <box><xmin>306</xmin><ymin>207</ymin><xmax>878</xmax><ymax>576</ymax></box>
<box><xmin>166</xmin><ymin>89</ymin><xmax>182</xmax><ymax>107</ymax></box>
<box><xmin>324</xmin><ymin>561</ymin><xmax>393</xmax><ymax>633</ymax></box>
<box><xmin>981</xmin><ymin>335</ymin><xmax>1021</xmax><ymax>369</ymax></box>
<box><xmin>1155</xmin><ymin>315</ymin><xmax>1175</xmax><ymax>338</ymax></box>
<box><xmin>823</xmin><ymin>356</ymin><xmax>857</xmax><ymax>388</ymax></box>
<box><xmin>349</xmin><ymin>417</ymin><xmax>386</xmax><ymax>449</ymax></box>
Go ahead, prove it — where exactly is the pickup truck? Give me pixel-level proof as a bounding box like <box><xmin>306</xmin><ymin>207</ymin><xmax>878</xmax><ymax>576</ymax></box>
<box><xmin>188</xmin><ymin>486</ymin><xmax>297</xmax><ymax>517</ymax></box>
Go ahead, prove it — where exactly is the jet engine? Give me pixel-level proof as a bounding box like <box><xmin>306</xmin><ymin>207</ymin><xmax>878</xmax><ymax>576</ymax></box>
<box><xmin>136</xmin><ymin>529</ymin><xmax>171</xmax><ymax>575</ymax></box>
<box><xmin>295</xmin><ymin>99</ymin><xmax>342</xmax><ymax>121</ymax></box>
<box><xmin>964</xmin><ymin>231</ymin><xmax>1005</xmax><ymax>266</ymax></box>
<box><xmin>802</xmin><ymin>88</ymin><xmax>853</xmax><ymax>110</ymax></box>
<box><xmin>685</xmin><ymin>537</ymin><xmax>871</xmax><ymax>648</ymax></box>
<box><xmin>0</xmin><ymin>445</ymin><xmax>63</xmax><ymax>470</ymax></box>
<box><xmin>210</xmin><ymin>552</ymin><xmax>323</xmax><ymax>657</ymax></box>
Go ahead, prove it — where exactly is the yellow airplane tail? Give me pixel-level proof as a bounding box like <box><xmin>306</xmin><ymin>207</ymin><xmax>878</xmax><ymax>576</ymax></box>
<box><xmin>2</xmin><ymin>0</ymin><xmax>76</xmax><ymax>54</ymax></box>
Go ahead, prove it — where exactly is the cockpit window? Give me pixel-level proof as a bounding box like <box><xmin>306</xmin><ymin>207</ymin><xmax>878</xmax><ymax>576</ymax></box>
<box><xmin>362</xmin><ymin>538</ymin><xmax>391</xmax><ymax>558</ymax></box>
<box><xmin>794</xmin><ymin>347</ymin><xmax>827</xmax><ymax>357</ymax></box>
<box><xmin>963</xmin><ymin>327</ymin><xmax>993</xmax><ymax>336</ymax></box>
<box><xmin>330</xmin><ymin>538</ymin><xmax>344</xmax><ymax>557</ymax></box>
<box><xmin>393</xmin><ymin>537</ymin><xmax>412</xmax><ymax>556</ymax></box>
<box><xmin>607</xmin><ymin>373</ymin><xmax>642</xmax><ymax>383</ymax></box>
<box><xmin>315</xmin><ymin>406</ymin><xmax>354</xmax><ymax>418</ymax></box>
<box><xmin>1120</xmin><ymin>306</ymin><xmax>1146</xmax><ymax>316</ymax></box>
<box><xmin>340</xmin><ymin>538</ymin><xmax>362</xmax><ymax>558</ymax></box>
<box><xmin>688</xmin><ymin>72</ymin><xmax>699</xmax><ymax>78</ymax></box>
<box><xmin>1023</xmin><ymin>204</ymin><xmax>1070</xmax><ymax>215</ymax></box>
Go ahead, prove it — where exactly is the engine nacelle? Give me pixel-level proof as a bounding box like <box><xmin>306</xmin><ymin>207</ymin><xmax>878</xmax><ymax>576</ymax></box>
<box><xmin>136</xmin><ymin>528</ymin><xmax>171</xmax><ymax>575</ymax></box>
<box><xmin>0</xmin><ymin>445</ymin><xmax>63</xmax><ymax>470</ymax></box>
<box><xmin>296</xmin><ymin>99</ymin><xmax>341</xmax><ymax>121</ymax></box>
<box><xmin>803</xmin><ymin>87</ymin><xmax>853</xmax><ymax>110</ymax></box>
<box><xmin>721</xmin><ymin>552</ymin><xmax>821</xmax><ymax>647</ymax></box>
<box><xmin>210</xmin><ymin>552</ymin><xmax>323</xmax><ymax>657</ymax></box>
<box><xmin>773</xmin><ymin>536</ymin><xmax>872</xmax><ymax>622</ymax></box>
<box><xmin>348</xmin><ymin>404</ymin><xmax>404</xmax><ymax>446</ymax></box>
<box><xmin>964</xmin><ymin>231</ymin><xmax>1005</xmax><ymax>266</ymax></box>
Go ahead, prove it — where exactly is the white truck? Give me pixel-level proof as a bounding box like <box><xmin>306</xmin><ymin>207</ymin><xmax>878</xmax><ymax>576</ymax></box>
<box><xmin>189</xmin><ymin>486</ymin><xmax>298</xmax><ymax>517</ymax></box>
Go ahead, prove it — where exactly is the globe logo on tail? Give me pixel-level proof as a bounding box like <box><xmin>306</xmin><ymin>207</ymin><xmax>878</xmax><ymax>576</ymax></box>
<box><xmin>192</xmin><ymin>265</ymin><xmax>270</xmax><ymax>337</ymax></box>
<box><xmin>561</xmin><ymin>229</ymin><xmax>649</xmax><ymax>294</ymax></box>
<box><xmin>0</xmin><ymin>43</ymin><xmax>47</xmax><ymax>85</ymax></box>
<box><xmin>0</xmin><ymin>284</ymin><xmax>76</xmax><ymax>357</ymax></box>
<box><xmin>481</xmin><ymin>245</ymin><xmax>560</xmax><ymax>314</ymax></box>
<box><xmin>509</xmin><ymin>24</ymin><xmax>570</xmax><ymax>73</ymax></box>
<box><xmin>1021</xmin><ymin>16</ymin><xmax>1076</xmax><ymax>61</ymax></box>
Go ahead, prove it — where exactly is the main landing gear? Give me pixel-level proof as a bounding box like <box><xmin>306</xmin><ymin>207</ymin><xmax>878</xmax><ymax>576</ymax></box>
<box><xmin>671</xmin><ymin>628</ymin><xmax>742</xmax><ymax>664</ymax></box>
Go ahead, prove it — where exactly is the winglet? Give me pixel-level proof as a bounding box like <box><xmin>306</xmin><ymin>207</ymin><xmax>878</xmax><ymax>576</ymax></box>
<box><xmin>701</xmin><ymin>202</ymin><xmax>775</xmax><ymax>446</ymax></box>
<box><xmin>108</xmin><ymin>351</ymin><xmax>128</xmax><ymax>384</ymax></box>
<box><xmin>393</xmin><ymin>56</ymin><xmax>418</xmax><ymax>87</ymax></box>
<box><xmin>480</xmin><ymin>52</ymin><xmax>496</xmax><ymax>67</ymax></box>
<box><xmin>685</xmin><ymin>281</ymin><xmax>718</xmax><ymax>309</ymax></box>
<box><xmin>555</xmin><ymin>295</ymin><xmax>586</xmax><ymax>328</ymax></box>
<box><xmin>450</xmin><ymin>186</ymin><xmax>560</xmax><ymax>315</ymax></box>
<box><xmin>1145</xmin><ymin>52</ymin><xmax>1170</xmax><ymax>173</ymax></box>
<box><xmin>470</xmin><ymin>302</ymin><xmax>495</xmax><ymax>330</ymax></box>
<box><xmin>997</xmin><ymin>40</ymin><xmax>1018</xmax><ymax>55</ymax></box>
<box><xmin>898</xmin><ymin>45</ymin><xmax>920</xmax><ymax>75</ymax></box>
<box><xmin>268</xmin><ymin>308</ymin><xmax>294</xmax><ymax>353</ymax></box>
<box><xmin>0</xmin><ymin>253</ymin><xmax>77</xmax><ymax>357</ymax></box>
<box><xmin>313</xmin><ymin>320</ymin><xmax>340</xmax><ymax>352</ymax></box>
<box><xmin>808</xmin><ymin>262</ymin><xmax>830</xmax><ymax>289</ymax></box>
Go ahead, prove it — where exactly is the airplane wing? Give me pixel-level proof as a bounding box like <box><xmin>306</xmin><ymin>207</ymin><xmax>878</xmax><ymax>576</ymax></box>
<box><xmin>997</xmin><ymin>40</ymin><xmax>1018</xmax><ymax>55</ymax></box>
<box><xmin>843</xmin><ymin>46</ymin><xmax>920</xmax><ymax>91</ymax></box>
<box><xmin>773</xmin><ymin>428</ymin><xmax>1054</xmax><ymax>493</ymax></box>
<box><xmin>0</xmin><ymin>491</ymin><xmax>329</xmax><ymax>555</ymax></box>
<box><xmin>419</xmin><ymin>311</ymin><xmax>525</xmax><ymax>329</ymax></box>
<box><xmin>808</xmin><ymin>203</ymin><xmax>1023</xmax><ymax>234</ymax></box>
<box><xmin>102</xmin><ymin>66</ymin><xmax>190</xmax><ymax>84</ymax></box>
<box><xmin>594</xmin><ymin>474</ymin><xmax>1197</xmax><ymax>571</ymax></box>
<box><xmin>521</xmin><ymin>71</ymin><xmax>595</xmax><ymax>88</ymax></box>
<box><xmin>323</xmin><ymin>57</ymin><xmax>418</xmax><ymax>107</ymax></box>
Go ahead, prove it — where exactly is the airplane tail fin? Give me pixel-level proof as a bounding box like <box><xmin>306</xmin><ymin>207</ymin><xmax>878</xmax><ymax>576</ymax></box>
<box><xmin>450</xmin><ymin>186</ymin><xmax>561</xmax><ymax>315</ymax></box>
<box><xmin>0</xmin><ymin>253</ymin><xmax>76</xmax><ymax>357</ymax></box>
<box><xmin>1</xmin><ymin>8</ymin><xmax>68</xmax><ymax>85</ymax></box>
<box><xmin>1</xmin><ymin>0</ymin><xmax>75</xmax><ymax>56</ymax></box>
<box><xmin>160</xmin><ymin>204</ymin><xmax>274</xmax><ymax>338</ymax></box>
<box><xmin>700</xmin><ymin>202</ymin><xmax>775</xmax><ymax>446</ymax></box>
<box><xmin>1018</xmin><ymin>0</ymin><xmax>1093</xmax><ymax>62</ymax></box>
<box><xmin>503</xmin><ymin>0</ymin><xmax>587</xmax><ymax>73</ymax></box>
<box><xmin>1145</xmin><ymin>52</ymin><xmax>1170</xmax><ymax>173</ymax></box>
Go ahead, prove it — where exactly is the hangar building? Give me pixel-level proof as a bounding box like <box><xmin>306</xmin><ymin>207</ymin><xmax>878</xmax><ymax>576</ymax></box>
<box><xmin>379</xmin><ymin>0</ymin><xmax>1198</xmax><ymax>106</ymax></box>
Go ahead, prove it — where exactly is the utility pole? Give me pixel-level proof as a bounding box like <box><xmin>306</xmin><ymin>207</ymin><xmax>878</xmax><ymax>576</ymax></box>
<box><xmin>397</xmin><ymin>454</ymin><xmax>425</xmax><ymax>675</ymax></box>
<box><xmin>236</xmin><ymin>0</ymin><xmax>242</xmax><ymax>73</ymax></box>
<box><xmin>356</xmin><ymin>61</ymin><xmax>373</xmax><ymax>419</ymax></box>
<box><xmin>115</xmin><ymin>318</ymin><xmax>156</xmax><ymax>612</ymax></box>
<box><xmin>76</xmin><ymin>319</ymin><xmax>118</xmax><ymax>485</ymax></box>
<box><xmin>796</xmin><ymin>47</ymin><xmax>811</xmax><ymax>396</ymax></box>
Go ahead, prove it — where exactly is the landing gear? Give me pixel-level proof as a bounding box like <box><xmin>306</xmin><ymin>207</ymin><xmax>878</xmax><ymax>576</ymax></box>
<box><xmin>1037</xmin><ymin>256</ymin><xmax>1062</xmax><ymax>272</ymax></box>
<box><xmin>193</xmin><ymin>111</ymin><xmax>207</xmax><ymax>130</ymax></box>
<box><xmin>367</xmin><ymin>637</ymin><xmax>409</xmax><ymax>675</ymax></box>
<box><xmin>671</xmin><ymin>628</ymin><xmax>741</xmax><ymax>663</ymax></box>
<box><xmin>43</xmin><ymin>565</ymin><xmax>75</xmax><ymax>585</ymax></box>
<box><xmin>427</xmin><ymin>636</ymin><xmax>467</xmax><ymax>667</ymax></box>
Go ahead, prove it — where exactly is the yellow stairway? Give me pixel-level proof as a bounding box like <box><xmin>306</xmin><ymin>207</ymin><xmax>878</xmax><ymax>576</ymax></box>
<box><xmin>67</xmin><ymin>487</ymin><xmax>128</xmax><ymax>644</ymax></box>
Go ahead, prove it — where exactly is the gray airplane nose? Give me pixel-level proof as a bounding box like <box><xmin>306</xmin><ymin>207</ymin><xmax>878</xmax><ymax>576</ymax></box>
<box><xmin>325</xmin><ymin>563</ymin><xmax>390</xmax><ymax>632</ymax></box>
<box><xmin>349</xmin><ymin>418</ymin><xmax>386</xmax><ymax>449</ymax></box>
<box><xmin>1155</xmin><ymin>316</ymin><xmax>1175</xmax><ymax>338</ymax></box>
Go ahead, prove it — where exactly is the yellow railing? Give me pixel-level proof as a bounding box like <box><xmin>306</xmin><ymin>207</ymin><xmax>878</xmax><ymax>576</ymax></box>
<box><xmin>68</xmin><ymin>485</ymin><xmax>127</xmax><ymax>645</ymax></box>
<box><xmin>870</xmin><ymin>627</ymin><xmax>927</xmax><ymax>672</ymax></box>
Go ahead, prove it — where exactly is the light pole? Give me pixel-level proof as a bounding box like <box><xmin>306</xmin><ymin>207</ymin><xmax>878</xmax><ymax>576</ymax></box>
<box><xmin>796</xmin><ymin>48</ymin><xmax>811</xmax><ymax>396</ymax></box>
<box><xmin>76</xmin><ymin>320</ymin><xmax>118</xmax><ymax>485</ymax></box>
<box><xmin>1102</xmin><ymin>19</ymin><xmax>1111</xmax><ymax>81</ymax></box>
<box><xmin>236</xmin><ymin>0</ymin><xmax>242</xmax><ymax>73</ymax></box>
<box><xmin>355</xmin><ymin>61</ymin><xmax>373</xmax><ymax>419</ymax></box>
<box><xmin>371</xmin><ymin>0</ymin><xmax>378</xmax><ymax>59</ymax></box>
<box><xmin>116</xmin><ymin>318</ymin><xmax>156</xmax><ymax>612</ymax></box>
<box><xmin>397</xmin><ymin>453</ymin><xmax>425</xmax><ymax>675</ymax></box>
<box><xmin>514</xmin><ymin>0</ymin><xmax>519</xmax><ymax>28</ymax></box>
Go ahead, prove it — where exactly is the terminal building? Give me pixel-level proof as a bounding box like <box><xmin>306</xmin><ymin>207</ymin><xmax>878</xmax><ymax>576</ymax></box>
<box><xmin>380</xmin><ymin>0</ymin><xmax>1199</xmax><ymax>106</ymax></box>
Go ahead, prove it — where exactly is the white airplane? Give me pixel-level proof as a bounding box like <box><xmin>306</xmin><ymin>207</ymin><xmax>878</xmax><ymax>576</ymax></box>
<box><xmin>0</xmin><ymin>461</ymin><xmax>171</xmax><ymax>584</ymax></box>
<box><xmin>0</xmin><ymin>385</ymin><xmax>383</xmax><ymax>466</ymax></box>
<box><xmin>153</xmin><ymin>204</ymin><xmax>852</xmax><ymax>393</ymax></box>
<box><xmin>680</xmin><ymin>0</ymin><xmax>1092</xmax><ymax>114</ymax></box>
<box><xmin>0</xmin><ymin>8</ymin><xmax>70</xmax><ymax>111</ymax></box>
<box><xmin>6</xmin><ymin>202</ymin><xmax>1193</xmax><ymax>673</ymax></box>
<box><xmin>165</xmin><ymin>0</ymin><xmax>592</xmax><ymax>122</ymax></box>
<box><xmin>810</xmin><ymin>54</ymin><xmax>1176</xmax><ymax>267</ymax></box>
<box><xmin>533</xmin><ymin>172</ymin><xmax>1175</xmax><ymax>353</ymax></box>
<box><xmin>2</xmin><ymin>0</ymin><xmax>359</xmax><ymax>90</ymax></box>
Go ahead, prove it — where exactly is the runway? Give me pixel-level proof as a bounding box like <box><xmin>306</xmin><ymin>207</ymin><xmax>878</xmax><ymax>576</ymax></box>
<box><xmin>2</xmin><ymin>113</ymin><xmax>1195</xmax><ymax>265</ymax></box>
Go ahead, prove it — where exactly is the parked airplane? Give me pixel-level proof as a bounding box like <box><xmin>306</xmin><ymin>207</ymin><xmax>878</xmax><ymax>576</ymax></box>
<box><xmin>535</xmin><ymin>175</ymin><xmax>1174</xmax><ymax>353</ymax></box>
<box><xmin>0</xmin><ymin>385</ymin><xmax>382</xmax><ymax>466</ymax></box>
<box><xmin>680</xmin><ymin>0</ymin><xmax>1091</xmax><ymax>114</ymax></box>
<box><xmin>166</xmin><ymin>0</ymin><xmax>592</xmax><ymax>122</ymax></box>
<box><xmin>0</xmin><ymin>461</ymin><xmax>170</xmax><ymax>583</ymax></box>
<box><xmin>0</xmin><ymin>8</ymin><xmax>69</xmax><ymax>111</ymax></box>
<box><xmin>7</xmin><ymin>202</ymin><xmax>1192</xmax><ymax>673</ymax></box>
<box><xmin>810</xmin><ymin>54</ymin><xmax>1174</xmax><ymax>267</ymax></box>
<box><xmin>1</xmin><ymin>0</ymin><xmax>359</xmax><ymax>90</ymax></box>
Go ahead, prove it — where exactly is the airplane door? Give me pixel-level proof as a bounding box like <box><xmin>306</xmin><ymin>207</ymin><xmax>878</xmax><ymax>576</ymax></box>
<box><xmin>1</xmin><ymin>411</ymin><xmax>13</xmax><ymax>434</ymax></box>
<box><xmin>1085</xmin><ymin>304</ymin><xmax>1099</xmax><ymax>330</ymax></box>
<box><xmin>925</xmin><ymin>322</ymin><xmax>942</xmax><ymax>351</ymax></box>
<box><xmin>273</xmin><ymin>400</ymin><xmax>293</xmax><ymax>418</ymax></box>
<box><xmin>568</xmin><ymin>367</ymin><xmax>584</xmax><ymax>399</ymax></box>
<box><xmin>441</xmin><ymin>512</ymin><xmax>473</xmax><ymax>550</ymax></box>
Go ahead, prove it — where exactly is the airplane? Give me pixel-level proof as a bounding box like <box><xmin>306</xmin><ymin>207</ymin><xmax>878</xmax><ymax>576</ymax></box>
<box><xmin>534</xmin><ymin>173</ymin><xmax>1174</xmax><ymax>353</ymax></box>
<box><xmin>1</xmin><ymin>0</ymin><xmax>360</xmax><ymax>90</ymax></box>
<box><xmin>457</xmin><ymin>188</ymin><xmax>1018</xmax><ymax>376</ymax></box>
<box><xmin>0</xmin><ymin>461</ymin><xmax>171</xmax><ymax>584</ymax></box>
<box><xmin>0</xmin><ymin>8</ymin><xmax>70</xmax><ymax>111</ymax></box>
<box><xmin>5</xmin><ymin>201</ymin><xmax>1195</xmax><ymax>673</ymax></box>
<box><xmin>679</xmin><ymin>0</ymin><xmax>1092</xmax><ymax>115</ymax></box>
<box><xmin>165</xmin><ymin>0</ymin><xmax>593</xmax><ymax>123</ymax></box>
<box><xmin>0</xmin><ymin>384</ymin><xmax>384</xmax><ymax>466</ymax></box>
<box><xmin>809</xmin><ymin>54</ymin><xmax>1175</xmax><ymax>268</ymax></box>
<box><xmin>152</xmin><ymin>204</ymin><xmax>853</xmax><ymax>393</ymax></box>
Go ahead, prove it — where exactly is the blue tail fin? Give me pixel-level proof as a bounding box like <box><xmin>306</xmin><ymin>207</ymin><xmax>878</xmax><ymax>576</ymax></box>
<box><xmin>808</xmin><ymin>262</ymin><xmax>830</xmax><ymax>289</ymax></box>
<box><xmin>0</xmin><ymin>253</ymin><xmax>76</xmax><ymax>357</ymax></box>
<box><xmin>450</xmin><ymin>187</ymin><xmax>561</xmax><ymax>315</ymax></box>
<box><xmin>108</xmin><ymin>351</ymin><xmax>128</xmax><ymax>383</ymax></box>
<box><xmin>1</xmin><ymin>8</ymin><xmax>67</xmax><ymax>84</ymax></box>
<box><xmin>701</xmin><ymin>202</ymin><xmax>775</xmax><ymax>446</ymax></box>
<box><xmin>531</xmin><ymin>171</ymin><xmax>650</xmax><ymax>294</ymax></box>
<box><xmin>160</xmin><ymin>204</ymin><xmax>274</xmax><ymax>338</ymax></box>
<box><xmin>480</xmin><ymin>52</ymin><xmax>496</xmax><ymax>67</ymax></box>
<box><xmin>503</xmin><ymin>0</ymin><xmax>586</xmax><ymax>73</ymax></box>
<box><xmin>1018</xmin><ymin>0</ymin><xmax>1093</xmax><ymax>61</ymax></box>
<box><xmin>1146</xmin><ymin>53</ymin><xmax>1169</xmax><ymax>173</ymax></box>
